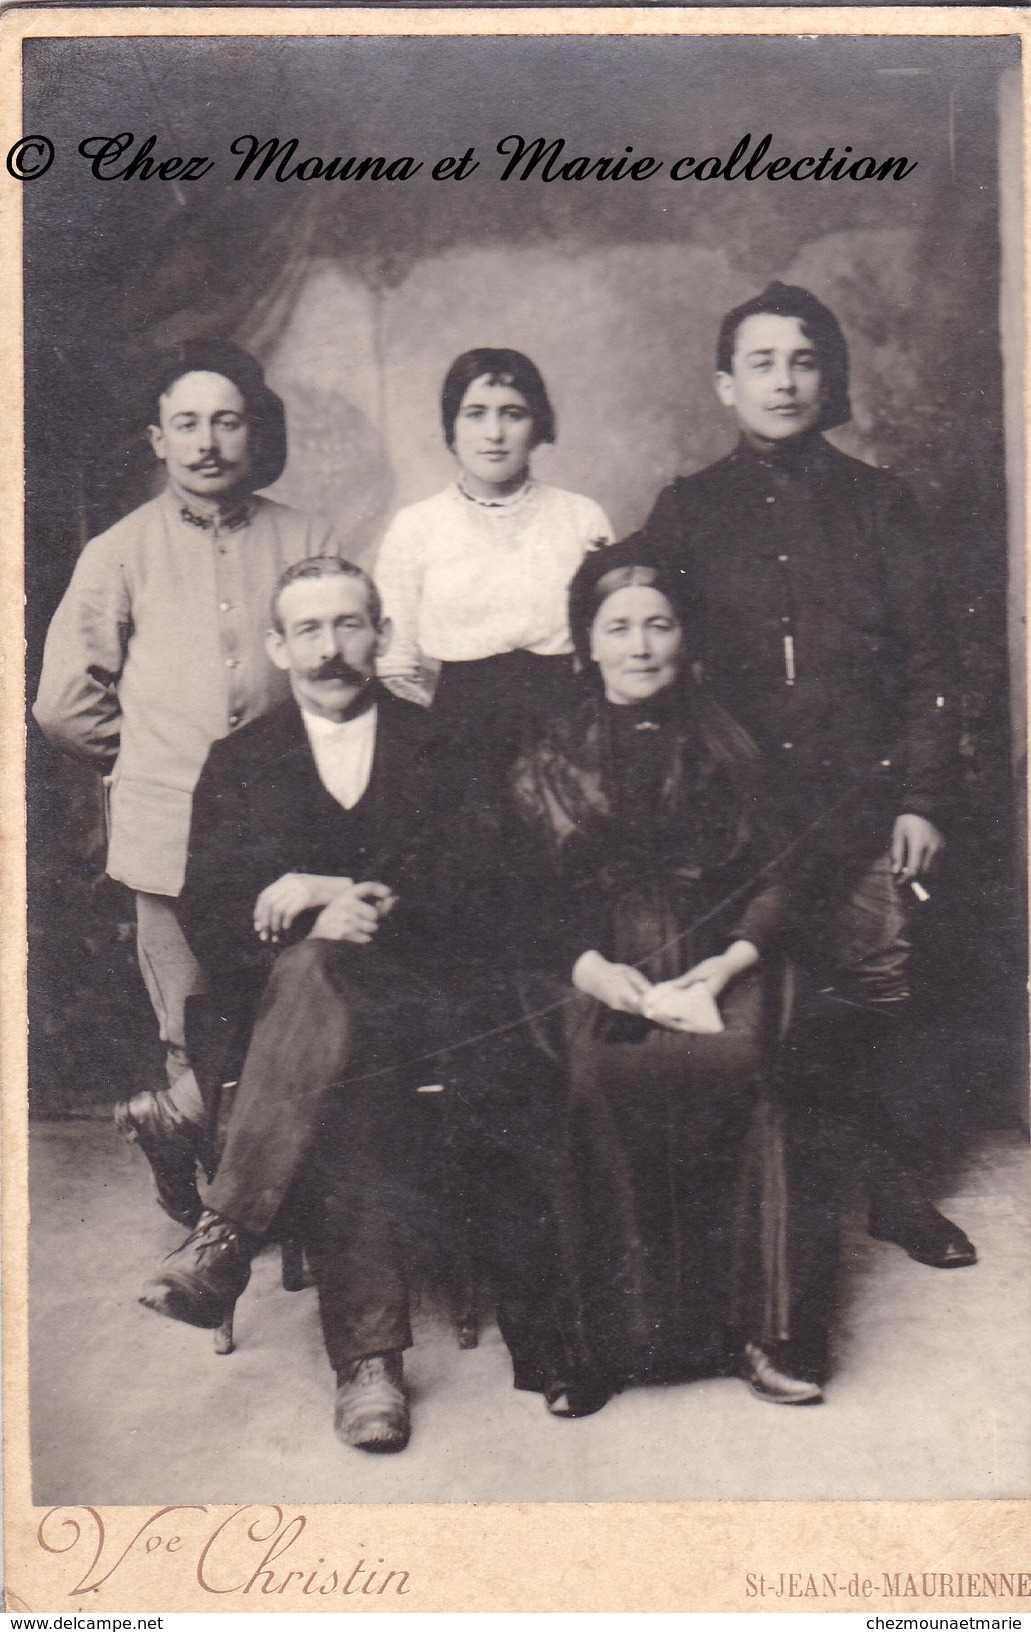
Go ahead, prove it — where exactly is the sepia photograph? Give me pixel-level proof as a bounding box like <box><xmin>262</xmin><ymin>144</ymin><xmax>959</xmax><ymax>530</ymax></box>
<box><xmin>7</xmin><ymin>7</ymin><xmax>1029</xmax><ymax>1592</ymax></box>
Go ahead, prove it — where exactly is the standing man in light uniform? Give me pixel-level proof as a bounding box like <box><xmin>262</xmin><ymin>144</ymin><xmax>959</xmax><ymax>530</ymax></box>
<box><xmin>34</xmin><ymin>341</ymin><xmax>340</xmax><ymax>1227</ymax></box>
<box><xmin>645</xmin><ymin>283</ymin><xmax>975</xmax><ymax>1291</ymax></box>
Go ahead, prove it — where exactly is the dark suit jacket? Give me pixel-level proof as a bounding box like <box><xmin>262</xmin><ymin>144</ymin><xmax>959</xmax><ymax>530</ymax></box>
<box><xmin>645</xmin><ymin>435</ymin><xmax>957</xmax><ymax>862</ymax></box>
<box><xmin>179</xmin><ymin>685</ymin><xmax>456</xmax><ymax>1010</ymax></box>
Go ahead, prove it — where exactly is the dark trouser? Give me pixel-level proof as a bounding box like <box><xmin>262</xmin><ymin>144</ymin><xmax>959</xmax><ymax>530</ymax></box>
<box><xmin>786</xmin><ymin>855</ymin><xmax>920</xmax><ymax>1233</ymax></box>
<box><xmin>205</xmin><ymin>937</ymin><xmax>440</xmax><ymax>1371</ymax></box>
<box><xmin>786</xmin><ymin>851</ymin><xmax>922</xmax><ymax>1201</ymax></box>
<box><xmin>774</xmin><ymin>853</ymin><xmax>916</xmax><ymax>1376</ymax></box>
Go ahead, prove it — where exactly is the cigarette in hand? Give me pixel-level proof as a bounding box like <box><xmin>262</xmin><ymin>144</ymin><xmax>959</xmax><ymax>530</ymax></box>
<box><xmin>910</xmin><ymin>880</ymin><xmax>930</xmax><ymax>903</ymax></box>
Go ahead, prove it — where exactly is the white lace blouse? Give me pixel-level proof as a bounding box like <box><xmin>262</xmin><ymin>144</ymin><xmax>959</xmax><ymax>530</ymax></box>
<box><xmin>374</xmin><ymin>481</ymin><xmax>613</xmax><ymax>677</ymax></box>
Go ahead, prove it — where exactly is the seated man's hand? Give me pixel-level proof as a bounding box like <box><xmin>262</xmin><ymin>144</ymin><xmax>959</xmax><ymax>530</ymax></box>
<box><xmin>572</xmin><ymin>950</ymin><xmax>651</xmax><ymax>1014</ymax></box>
<box><xmin>309</xmin><ymin>881</ymin><xmax>397</xmax><ymax>945</ymax></box>
<box><xmin>253</xmin><ymin>873</ymin><xmax>355</xmax><ymax>942</ymax></box>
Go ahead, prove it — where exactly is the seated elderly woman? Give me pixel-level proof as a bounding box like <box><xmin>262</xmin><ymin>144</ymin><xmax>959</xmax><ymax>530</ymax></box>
<box><xmin>502</xmin><ymin>538</ymin><xmax>825</xmax><ymax>1418</ymax></box>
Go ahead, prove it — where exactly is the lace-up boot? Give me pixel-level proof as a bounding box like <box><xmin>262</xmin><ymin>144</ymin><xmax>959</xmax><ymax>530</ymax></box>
<box><xmin>139</xmin><ymin>1210</ymin><xmax>256</xmax><ymax>1329</ymax></box>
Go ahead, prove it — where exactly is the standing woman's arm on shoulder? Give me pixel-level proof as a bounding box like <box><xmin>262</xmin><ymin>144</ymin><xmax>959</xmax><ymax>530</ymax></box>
<box><xmin>373</xmin><ymin>510</ymin><xmax>426</xmax><ymax>681</ymax></box>
<box><xmin>582</xmin><ymin>495</ymin><xmax>615</xmax><ymax>550</ymax></box>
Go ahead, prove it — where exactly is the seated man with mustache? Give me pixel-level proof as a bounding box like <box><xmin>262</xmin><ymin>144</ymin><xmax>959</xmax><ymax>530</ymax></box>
<box><xmin>140</xmin><ymin>556</ymin><xmax>464</xmax><ymax>1454</ymax></box>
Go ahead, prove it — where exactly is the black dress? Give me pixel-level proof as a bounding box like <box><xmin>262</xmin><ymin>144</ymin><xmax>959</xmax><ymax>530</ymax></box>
<box><xmin>503</xmin><ymin>688</ymin><xmax>804</xmax><ymax>1393</ymax></box>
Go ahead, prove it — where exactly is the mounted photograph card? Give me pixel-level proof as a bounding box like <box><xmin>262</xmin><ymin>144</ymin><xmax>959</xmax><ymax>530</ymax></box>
<box><xmin>1</xmin><ymin>4</ymin><xmax>1028</xmax><ymax>1613</ymax></box>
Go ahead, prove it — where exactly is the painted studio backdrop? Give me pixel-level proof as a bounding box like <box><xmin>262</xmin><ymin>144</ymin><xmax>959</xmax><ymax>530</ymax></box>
<box><xmin>26</xmin><ymin>33</ymin><xmax>1024</xmax><ymax>1143</ymax></box>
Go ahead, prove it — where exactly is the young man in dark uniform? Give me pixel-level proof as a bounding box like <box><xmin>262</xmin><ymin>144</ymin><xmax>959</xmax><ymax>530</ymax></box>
<box><xmin>645</xmin><ymin>282</ymin><xmax>975</xmax><ymax>1273</ymax></box>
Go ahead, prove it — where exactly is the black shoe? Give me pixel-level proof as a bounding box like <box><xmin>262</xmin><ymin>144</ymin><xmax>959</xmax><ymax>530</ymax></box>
<box><xmin>139</xmin><ymin>1210</ymin><xmax>255</xmax><ymax>1329</ymax></box>
<box><xmin>869</xmin><ymin>1192</ymin><xmax>977</xmax><ymax>1268</ymax></box>
<box><xmin>334</xmin><ymin>1354</ymin><xmax>410</xmax><ymax>1452</ymax></box>
<box><xmin>741</xmin><ymin>1343</ymin><xmax>824</xmax><ymax>1405</ymax></box>
<box><xmin>544</xmin><ymin>1371</ymin><xmax>612</xmax><ymax>1419</ymax></box>
<box><xmin>114</xmin><ymin>1088</ymin><xmax>203</xmax><ymax>1227</ymax></box>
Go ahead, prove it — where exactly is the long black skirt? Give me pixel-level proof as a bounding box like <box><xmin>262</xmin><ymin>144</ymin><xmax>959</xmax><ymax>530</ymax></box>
<box><xmin>499</xmin><ymin>970</ymin><xmax>810</xmax><ymax>1394</ymax></box>
<box><xmin>431</xmin><ymin>652</ymin><xmax>579</xmax><ymax>961</ymax></box>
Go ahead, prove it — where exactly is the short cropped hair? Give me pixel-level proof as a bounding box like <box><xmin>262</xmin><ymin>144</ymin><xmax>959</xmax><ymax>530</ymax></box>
<box><xmin>270</xmin><ymin>556</ymin><xmax>383</xmax><ymax>634</ymax></box>
<box><xmin>440</xmin><ymin>348</ymin><xmax>556</xmax><ymax>450</ymax></box>
<box><xmin>716</xmin><ymin>281</ymin><xmax>851</xmax><ymax>431</ymax></box>
<box><xmin>149</xmin><ymin>339</ymin><xmax>288</xmax><ymax>489</ymax></box>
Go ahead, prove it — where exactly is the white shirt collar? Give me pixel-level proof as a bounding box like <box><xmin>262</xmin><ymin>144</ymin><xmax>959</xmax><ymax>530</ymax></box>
<box><xmin>300</xmin><ymin>702</ymin><xmax>377</xmax><ymax>809</ymax></box>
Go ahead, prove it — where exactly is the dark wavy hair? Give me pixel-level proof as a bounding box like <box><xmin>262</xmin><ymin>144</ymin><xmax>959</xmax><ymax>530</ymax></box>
<box><xmin>148</xmin><ymin>339</ymin><xmax>288</xmax><ymax>490</ymax></box>
<box><xmin>716</xmin><ymin>281</ymin><xmax>851</xmax><ymax>431</ymax></box>
<box><xmin>440</xmin><ymin>347</ymin><xmax>556</xmax><ymax>450</ymax></box>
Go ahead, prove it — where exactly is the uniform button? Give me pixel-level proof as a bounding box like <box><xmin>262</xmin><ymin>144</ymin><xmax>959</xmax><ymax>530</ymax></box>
<box><xmin>225</xmin><ymin>657</ymin><xmax>238</xmax><ymax>668</ymax></box>
<box><xmin>765</xmin><ymin>495</ymin><xmax>775</xmax><ymax>505</ymax></box>
<box><xmin>777</xmin><ymin>553</ymin><xmax>789</xmax><ymax>563</ymax></box>
<box><xmin>781</xmin><ymin>615</ymin><xmax>790</xmax><ymax>625</ymax></box>
<box><xmin>782</xmin><ymin>741</ymin><xmax>793</xmax><ymax>750</ymax></box>
<box><xmin>229</xmin><ymin>713</ymin><xmax>241</xmax><ymax>727</ymax></box>
<box><xmin>219</xmin><ymin>601</ymin><xmax>232</xmax><ymax>612</ymax></box>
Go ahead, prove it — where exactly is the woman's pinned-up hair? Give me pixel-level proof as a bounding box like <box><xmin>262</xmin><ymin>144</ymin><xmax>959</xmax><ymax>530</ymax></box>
<box><xmin>147</xmin><ymin>338</ymin><xmax>289</xmax><ymax>490</ymax></box>
<box><xmin>716</xmin><ymin>281</ymin><xmax>852</xmax><ymax>431</ymax></box>
<box><xmin>441</xmin><ymin>347</ymin><xmax>557</xmax><ymax>449</ymax></box>
<box><xmin>567</xmin><ymin>532</ymin><xmax>703</xmax><ymax>676</ymax></box>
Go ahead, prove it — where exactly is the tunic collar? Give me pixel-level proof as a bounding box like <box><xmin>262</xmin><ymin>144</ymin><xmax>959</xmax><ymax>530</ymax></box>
<box><xmin>164</xmin><ymin>485</ymin><xmax>256</xmax><ymax>534</ymax></box>
<box><xmin>732</xmin><ymin>430</ymin><xmax>829</xmax><ymax>480</ymax></box>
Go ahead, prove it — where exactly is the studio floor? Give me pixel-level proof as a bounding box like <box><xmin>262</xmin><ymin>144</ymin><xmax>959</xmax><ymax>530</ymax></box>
<box><xmin>28</xmin><ymin>1118</ymin><xmax>1031</xmax><ymax>1506</ymax></box>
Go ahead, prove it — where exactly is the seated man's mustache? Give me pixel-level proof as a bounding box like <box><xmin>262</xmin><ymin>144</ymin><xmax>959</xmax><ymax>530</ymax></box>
<box><xmin>309</xmin><ymin>656</ymin><xmax>367</xmax><ymax>684</ymax></box>
<box><xmin>188</xmin><ymin>456</ymin><xmax>237</xmax><ymax>471</ymax></box>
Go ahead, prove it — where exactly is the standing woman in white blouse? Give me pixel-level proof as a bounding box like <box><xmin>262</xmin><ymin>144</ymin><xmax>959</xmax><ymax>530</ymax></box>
<box><xmin>374</xmin><ymin>348</ymin><xmax>613</xmax><ymax>769</ymax></box>
<box><xmin>376</xmin><ymin>353</ymin><xmax>612</xmax><ymax>1344</ymax></box>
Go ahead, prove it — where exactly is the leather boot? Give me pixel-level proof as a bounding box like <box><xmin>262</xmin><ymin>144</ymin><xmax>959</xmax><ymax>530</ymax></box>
<box><xmin>334</xmin><ymin>1353</ymin><xmax>410</xmax><ymax>1452</ymax></box>
<box><xmin>140</xmin><ymin>1209</ymin><xmax>256</xmax><ymax>1328</ymax></box>
<box><xmin>115</xmin><ymin>1087</ymin><xmax>203</xmax><ymax>1227</ymax></box>
<box><xmin>741</xmin><ymin>1342</ymin><xmax>824</xmax><ymax>1405</ymax></box>
<box><xmin>868</xmin><ymin>1169</ymin><xmax>977</xmax><ymax>1267</ymax></box>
